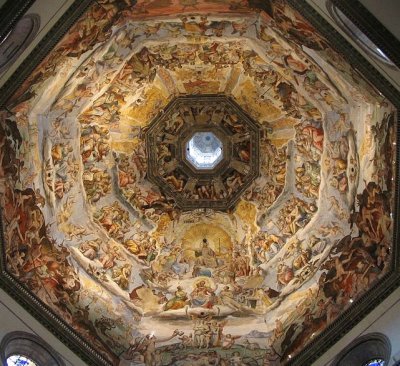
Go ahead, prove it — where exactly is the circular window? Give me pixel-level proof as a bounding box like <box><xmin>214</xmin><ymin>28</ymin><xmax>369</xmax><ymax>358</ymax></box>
<box><xmin>327</xmin><ymin>2</ymin><xmax>395</xmax><ymax>67</ymax></box>
<box><xmin>0</xmin><ymin>332</ymin><xmax>65</xmax><ymax>366</ymax></box>
<box><xmin>7</xmin><ymin>354</ymin><xmax>38</xmax><ymax>366</ymax></box>
<box><xmin>331</xmin><ymin>333</ymin><xmax>391</xmax><ymax>366</ymax></box>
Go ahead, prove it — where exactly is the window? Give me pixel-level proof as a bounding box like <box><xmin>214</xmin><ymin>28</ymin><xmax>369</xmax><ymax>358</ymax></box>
<box><xmin>327</xmin><ymin>1</ymin><xmax>395</xmax><ymax>67</ymax></box>
<box><xmin>363</xmin><ymin>360</ymin><xmax>385</xmax><ymax>366</ymax></box>
<box><xmin>0</xmin><ymin>332</ymin><xmax>65</xmax><ymax>366</ymax></box>
<box><xmin>7</xmin><ymin>355</ymin><xmax>38</xmax><ymax>366</ymax></box>
<box><xmin>186</xmin><ymin>131</ymin><xmax>223</xmax><ymax>170</ymax></box>
<box><xmin>332</xmin><ymin>333</ymin><xmax>391</xmax><ymax>366</ymax></box>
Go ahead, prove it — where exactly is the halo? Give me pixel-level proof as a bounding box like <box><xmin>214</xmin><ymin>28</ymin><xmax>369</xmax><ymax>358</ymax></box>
<box><xmin>193</xmin><ymin>276</ymin><xmax>216</xmax><ymax>291</ymax></box>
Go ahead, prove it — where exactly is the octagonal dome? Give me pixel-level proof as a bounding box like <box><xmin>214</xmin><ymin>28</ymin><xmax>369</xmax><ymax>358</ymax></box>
<box><xmin>0</xmin><ymin>1</ymin><xmax>398</xmax><ymax>366</ymax></box>
<box><xmin>145</xmin><ymin>94</ymin><xmax>260</xmax><ymax>210</ymax></box>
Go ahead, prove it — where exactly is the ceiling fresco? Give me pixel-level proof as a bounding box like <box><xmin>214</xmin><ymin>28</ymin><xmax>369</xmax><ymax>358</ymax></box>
<box><xmin>0</xmin><ymin>0</ymin><xmax>397</xmax><ymax>365</ymax></box>
<box><xmin>145</xmin><ymin>94</ymin><xmax>260</xmax><ymax>210</ymax></box>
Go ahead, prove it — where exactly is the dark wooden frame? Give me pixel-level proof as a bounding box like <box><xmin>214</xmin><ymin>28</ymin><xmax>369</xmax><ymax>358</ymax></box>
<box><xmin>0</xmin><ymin>0</ymin><xmax>399</xmax><ymax>365</ymax></box>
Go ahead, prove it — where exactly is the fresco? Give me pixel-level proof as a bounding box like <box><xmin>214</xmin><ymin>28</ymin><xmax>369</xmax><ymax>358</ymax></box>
<box><xmin>145</xmin><ymin>95</ymin><xmax>260</xmax><ymax>210</ymax></box>
<box><xmin>0</xmin><ymin>0</ymin><xmax>397</xmax><ymax>365</ymax></box>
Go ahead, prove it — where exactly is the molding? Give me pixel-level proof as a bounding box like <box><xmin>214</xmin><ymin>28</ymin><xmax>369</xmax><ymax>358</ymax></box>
<box><xmin>0</xmin><ymin>0</ymin><xmax>36</xmax><ymax>42</ymax></box>
<box><xmin>0</xmin><ymin>13</ymin><xmax>41</xmax><ymax>74</ymax></box>
<box><xmin>331</xmin><ymin>0</ymin><xmax>400</xmax><ymax>69</ymax></box>
<box><xmin>0</xmin><ymin>331</ymin><xmax>66</xmax><ymax>366</ymax></box>
<box><xmin>331</xmin><ymin>332</ymin><xmax>391</xmax><ymax>365</ymax></box>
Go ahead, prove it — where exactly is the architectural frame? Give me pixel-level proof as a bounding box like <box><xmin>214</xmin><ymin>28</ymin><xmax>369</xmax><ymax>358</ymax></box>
<box><xmin>0</xmin><ymin>0</ymin><xmax>36</xmax><ymax>42</ymax></box>
<box><xmin>0</xmin><ymin>1</ymin><xmax>398</xmax><ymax>365</ymax></box>
<box><xmin>145</xmin><ymin>94</ymin><xmax>260</xmax><ymax>211</ymax></box>
<box><xmin>330</xmin><ymin>332</ymin><xmax>391</xmax><ymax>366</ymax></box>
<box><xmin>330</xmin><ymin>0</ymin><xmax>400</xmax><ymax>69</ymax></box>
<box><xmin>0</xmin><ymin>331</ymin><xmax>67</xmax><ymax>366</ymax></box>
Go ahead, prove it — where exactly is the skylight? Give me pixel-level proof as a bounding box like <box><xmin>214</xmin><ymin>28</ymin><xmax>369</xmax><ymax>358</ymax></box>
<box><xmin>186</xmin><ymin>132</ymin><xmax>223</xmax><ymax>170</ymax></box>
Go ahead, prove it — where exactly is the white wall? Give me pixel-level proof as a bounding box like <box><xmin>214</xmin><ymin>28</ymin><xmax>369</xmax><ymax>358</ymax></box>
<box><xmin>306</xmin><ymin>0</ymin><xmax>400</xmax><ymax>91</ymax></box>
<box><xmin>312</xmin><ymin>287</ymin><xmax>400</xmax><ymax>365</ymax></box>
<box><xmin>0</xmin><ymin>0</ymin><xmax>75</xmax><ymax>88</ymax></box>
<box><xmin>360</xmin><ymin>0</ymin><xmax>400</xmax><ymax>40</ymax></box>
<box><xmin>0</xmin><ymin>288</ymin><xmax>86</xmax><ymax>366</ymax></box>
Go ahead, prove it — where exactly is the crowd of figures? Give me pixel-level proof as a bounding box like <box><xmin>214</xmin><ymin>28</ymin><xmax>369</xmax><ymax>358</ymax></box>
<box><xmin>10</xmin><ymin>0</ymin><xmax>346</xmax><ymax>237</ymax></box>
<box><xmin>248</xmin><ymin>138</ymin><xmax>286</xmax><ymax>210</ymax></box>
<box><xmin>276</xmin><ymin>197</ymin><xmax>316</xmax><ymax>236</ymax></box>
<box><xmin>0</xmin><ymin>114</ymin><xmax>119</xmax><ymax>363</ymax></box>
<box><xmin>294</xmin><ymin>120</ymin><xmax>323</xmax><ymax>199</ymax></box>
<box><xmin>116</xmin><ymin>149</ymin><xmax>177</xmax><ymax>223</ymax></box>
<box><xmin>124</xmin><ymin>319</ymin><xmax>281</xmax><ymax>366</ymax></box>
<box><xmin>278</xmin><ymin>180</ymin><xmax>393</xmax><ymax>359</ymax></box>
<box><xmin>0</xmin><ymin>0</ymin><xmax>397</xmax><ymax>365</ymax></box>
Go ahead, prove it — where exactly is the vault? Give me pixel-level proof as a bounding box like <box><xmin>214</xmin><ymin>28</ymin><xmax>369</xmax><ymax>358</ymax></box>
<box><xmin>0</xmin><ymin>1</ymin><xmax>398</xmax><ymax>366</ymax></box>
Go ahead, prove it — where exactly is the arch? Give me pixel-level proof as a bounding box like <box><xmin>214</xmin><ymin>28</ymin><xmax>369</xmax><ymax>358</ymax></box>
<box><xmin>331</xmin><ymin>333</ymin><xmax>391</xmax><ymax>366</ymax></box>
<box><xmin>0</xmin><ymin>331</ymin><xmax>66</xmax><ymax>366</ymax></box>
<box><xmin>326</xmin><ymin>0</ymin><xmax>395</xmax><ymax>67</ymax></box>
<box><xmin>0</xmin><ymin>13</ymin><xmax>40</xmax><ymax>74</ymax></box>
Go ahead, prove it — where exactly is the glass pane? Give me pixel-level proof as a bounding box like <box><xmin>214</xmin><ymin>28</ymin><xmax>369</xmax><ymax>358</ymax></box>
<box><xmin>7</xmin><ymin>355</ymin><xmax>38</xmax><ymax>366</ymax></box>
<box><xmin>186</xmin><ymin>132</ymin><xmax>223</xmax><ymax>169</ymax></box>
<box><xmin>363</xmin><ymin>359</ymin><xmax>385</xmax><ymax>366</ymax></box>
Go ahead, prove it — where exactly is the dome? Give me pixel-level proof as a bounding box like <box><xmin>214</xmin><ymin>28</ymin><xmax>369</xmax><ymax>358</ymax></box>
<box><xmin>0</xmin><ymin>1</ymin><xmax>397</xmax><ymax>365</ymax></box>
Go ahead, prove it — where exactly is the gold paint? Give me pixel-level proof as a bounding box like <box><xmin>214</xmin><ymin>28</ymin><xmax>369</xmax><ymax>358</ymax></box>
<box><xmin>270</xmin><ymin>117</ymin><xmax>298</xmax><ymax>130</ymax></box>
<box><xmin>183</xmin><ymin>79</ymin><xmax>221</xmax><ymax>94</ymax></box>
<box><xmin>235</xmin><ymin>199</ymin><xmax>258</xmax><ymax>233</ymax></box>
<box><xmin>234</xmin><ymin>79</ymin><xmax>282</xmax><ymax>121</ymax></box>
<box><xmin>173</xmin><ymin>68</ymin><xmax>199</xmax><ymax>80</ymax></box>
<box><xmin>225</xmin><ymin>66</ymin><xmax>242</xmax><ymax>94</ymax></box>
<box><xmin>121</xmin><ymin>85</ymin><xmax>169</xmax><ymax>126</ymax></box>
<box><xmin>111</xmin><ymin>138</ymin><xmax>141</xmax><ymax>153</ymax></box>
<box><xmin>137</xmin><ymin>287</ymin><xmax>162</xmax><ymax>311</ymax></box>
<box><xmin>287</xmin><ymin>286</ymin><xmax>317</xmax><ymax>301</ymax></box>
<box><xmin>82</xmin><ymin>276</ymin><xmax>103</xmax><ymax>291</ymax></box>
<box><xmin>181</xmin><ymin>223</ymin><xmax>233</xmax><ymax>260</ymax></box>
<box><xmin>153</xmin><ymin>213</ymin><xmax>172</xmax><ymax>240</ymax></box>
<box><xmin>269</xmin><ymin>137</ymin><xmax>291</xmax><ymax>148</ymax></box>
